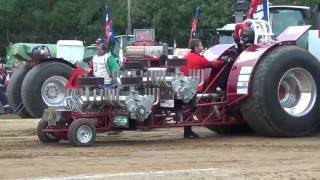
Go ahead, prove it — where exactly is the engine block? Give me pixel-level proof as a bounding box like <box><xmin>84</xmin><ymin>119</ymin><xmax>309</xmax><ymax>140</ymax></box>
<box><xmin>170</xmin><ymin>74</ymin><xmax>199</xmax><ymax>103</ymax></box>
<box><xmin>62</xmin><ymin>59</ymin><xmax>200</xmax><ymax>124</ymax></box>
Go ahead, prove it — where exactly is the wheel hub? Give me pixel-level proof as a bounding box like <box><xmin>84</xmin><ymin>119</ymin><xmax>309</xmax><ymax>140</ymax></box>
<box><xmin>77</xmin><ymin>125</ymin><xmax>92</xmax><ymax>144</ymax></box>
<box><xmin>41</xmin><ymin>76</ymin><xmax>68</xmax><ymax>106</ymax></box>
<box><xmin>46</xmin><ymin>85</ymin><xmax>59</xmax><ymax>99</ymax></box>
<box><xmin>278</xmin><ymin>68</ymin><xmax>317</xmax><ymax>117</ymax></box>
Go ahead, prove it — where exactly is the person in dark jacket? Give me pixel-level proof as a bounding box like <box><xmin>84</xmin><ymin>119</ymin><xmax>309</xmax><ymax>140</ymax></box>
<box><xmin>0</xmin><ymin>64</ymin><xmax>12</xmax><ymax>113</ymax></box>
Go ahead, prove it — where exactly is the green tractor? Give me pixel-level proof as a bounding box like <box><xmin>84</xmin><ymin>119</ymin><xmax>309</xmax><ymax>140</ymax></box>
<box><xmin>213</xmin><ymin>23</ymin><xmax>236</xmax><ymax>45</ymax></box>
<box><xmin>6</xmin><ymin>34</ymin><xmax>134</xmax><ymax>118</ymax></box>
<box><xmin>6</xmin><ymin>40</ymin><xmax>97</xmax><ymax>118</ymax></box>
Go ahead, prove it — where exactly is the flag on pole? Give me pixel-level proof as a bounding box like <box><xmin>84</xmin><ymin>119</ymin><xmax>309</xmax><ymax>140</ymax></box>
<box><xmin>247</xmin><ymin>0</ymin><xmax>270</xmax><ymax>22</ymax></box>
<box><xmin>189</xmin><ymin>7</ymin><xmax>200</xmax><ymax>47</ymax></box>
<box><xmin>105</xmin><ymin>1</ymin><xmax>115</xmax><ymax>46</ymax></box>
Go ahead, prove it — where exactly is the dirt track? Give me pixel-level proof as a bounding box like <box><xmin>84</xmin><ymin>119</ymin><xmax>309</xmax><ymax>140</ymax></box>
<box><xmin>1</xmin><ymin>118</ymin><xmax>320</xmax><ymax>179</ymax></box>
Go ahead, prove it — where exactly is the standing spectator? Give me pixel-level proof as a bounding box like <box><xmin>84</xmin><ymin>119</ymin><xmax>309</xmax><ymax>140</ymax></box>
<box><xmin>181</xmin><ymin>39</ymin><xmax>224</xmax><ymax>138</ymax></box>
<box><xmin>0</xmin><ymin>64</ymin><xmax>12</xmax><ymax>113</ymax></box>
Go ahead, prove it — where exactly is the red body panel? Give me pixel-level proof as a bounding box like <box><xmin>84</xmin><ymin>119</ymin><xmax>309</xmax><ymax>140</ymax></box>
<box><xmin>204</xmin><ymin>44</ymin><xmax>235</xmax><ymax>61</ymax></box>
<box><xmin>227</xmin><ymin>41</ymin><xmax>280</xmax><ymax>106</ymax></box>
<box><xmin>277</xmin><ymin>25</ymin><xmax>311</xmax><ymax>42</ymax></box>
<box><xmin>65</xmin><ymin>68</ymin><xmax>86</xmax><ymax>89</ymax></box>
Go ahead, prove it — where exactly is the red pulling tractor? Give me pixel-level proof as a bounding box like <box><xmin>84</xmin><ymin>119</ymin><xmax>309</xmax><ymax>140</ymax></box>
<box><xmin>37</xmin><ymin>23</ymin><xmax>320</xmax><ymax>147</ymax></box>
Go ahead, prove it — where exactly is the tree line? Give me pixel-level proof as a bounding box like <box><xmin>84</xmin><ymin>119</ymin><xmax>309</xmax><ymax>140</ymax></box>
<box><xmin>0</xmin><ymin>0</ymin><xmax>317</xmax><ymax>57</ymax></box>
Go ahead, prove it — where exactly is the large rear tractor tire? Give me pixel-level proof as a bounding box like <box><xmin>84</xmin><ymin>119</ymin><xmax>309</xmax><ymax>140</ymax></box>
<box><xmin>21</xmin><ymin>61</ymin><xmax>73</xmax><ymax>118</ymax></box>
<box><xmin>6</xmin><ymin>64</ymin><xmax>31</xmax><ymax>118</ymax></box>
<box><xmin>241</xmin><ymin>46</ymin><xmax>320</xmax><ymax>137</ymax></box>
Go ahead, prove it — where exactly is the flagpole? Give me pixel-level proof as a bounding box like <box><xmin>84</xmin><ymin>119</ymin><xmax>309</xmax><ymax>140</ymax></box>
<box><xmin>105</xmin><ymin>0</ymin><xmax>116</xmax><ymax>54</ymax></box>
<box><xmin>127</xmin><ymin>0</ymin><xmax>132</xmax><ymax>35</ymax></box>
<box><xmin>188</xmin><ymin>7</ymin><xmax>200</xmax><ymax>48</ymax></box>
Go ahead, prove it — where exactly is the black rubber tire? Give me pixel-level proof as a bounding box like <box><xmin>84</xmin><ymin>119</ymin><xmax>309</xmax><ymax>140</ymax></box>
<box><xmin>240</xmin><ymin>46</ymin><xmax>320</xmax><ymax>137</ymax></box>
<box><xmin>6</xmin><ymin>64</ymin><xmax>31</xmax><ymax>118</ymax></box>
<box><xmin>21</xmin><ymin>61</ymin><xmax>73</xmax><ymax>118</ymax></box>
<box><xmin>68</xmin><ymin>119</ymin><xmax>96</xmax><ymax>147</ymax></box>
<box><xmin>37</xmin><ymin>119</ymin><xmax>59</xmax><ymax>143</ymax></box>
<box><xmin>206</xmin><ymin>124</ymin><xmax>252</xmax><ymax>135</ymax></box>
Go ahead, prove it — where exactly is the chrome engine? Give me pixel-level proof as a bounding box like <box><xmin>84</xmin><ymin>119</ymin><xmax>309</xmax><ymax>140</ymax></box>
<box><xmin>171</xmin><ymin>74</ymin><xmax>198</xmax><ymax>103</ymax></box>
<box><xmin>124</xmin><ymin>91</ymin><xmax>154</xmax><ymax>122</ymax></box>
<box><xmin>61</xmin><ymin>60</ymin><xmax>199</xmax><ymax>123</ymax></box>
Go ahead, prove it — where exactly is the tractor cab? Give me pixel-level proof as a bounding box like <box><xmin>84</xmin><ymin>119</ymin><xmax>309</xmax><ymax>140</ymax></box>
<box><xmin>270</xmin><ymin>6</ymin><xmax>310</xmax><ymax>50</ymax></box>
<box><xmin>214</xmin><ymin>24</ymin><xmax>236</xmax><ymax>45</ymax></box>
<box><xmin>269</xmin><ymin>6</ymin><xmax>310</xmax><ymax>36</ymax></box>
<box><xmin>114</xmin><ymin>35</ymin><xmax>135</xmax><ymax>64</ymax></box>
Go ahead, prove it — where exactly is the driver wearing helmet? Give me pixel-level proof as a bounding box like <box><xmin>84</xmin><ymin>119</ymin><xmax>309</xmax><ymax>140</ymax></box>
<box><xmin>91</xmin><ymin>38</ymin><xmax>119</xmax><ymax>86</ymax></box>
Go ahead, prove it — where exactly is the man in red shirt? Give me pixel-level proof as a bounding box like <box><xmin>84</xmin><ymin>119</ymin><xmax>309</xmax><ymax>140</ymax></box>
<box><xmin>182</xmin><ymin>39</ymin><xmax>223</xmax><ymax>138</ymax></box>
<box><xmin>181</xmin><ymin>39</ymin><xmax>223</xmax><ymax>76</ymax></box>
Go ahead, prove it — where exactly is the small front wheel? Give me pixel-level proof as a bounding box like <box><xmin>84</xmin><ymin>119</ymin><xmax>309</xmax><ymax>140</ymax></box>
<box><xmin>37</xmin><ymin>119</ymin><xmax>60</xmax><ymax>143</ymax></box>
<box><xmin>68</xmin><ymin>119</ymin><xmax>96</xmax><ymax>147</ymax></box>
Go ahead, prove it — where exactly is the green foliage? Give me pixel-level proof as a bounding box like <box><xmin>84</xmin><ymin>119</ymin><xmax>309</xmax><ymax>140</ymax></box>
<box><xmin>0</xmin><ymin>0</ymin><xmax>318</xmax><ymax>56</ymax></box>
